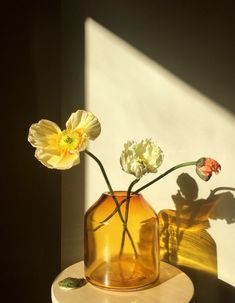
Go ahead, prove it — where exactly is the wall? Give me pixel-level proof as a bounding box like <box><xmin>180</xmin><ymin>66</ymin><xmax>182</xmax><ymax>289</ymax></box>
<box><xmin>1</xmin><ymin>2</ymin><xmax>61</xmax><ymax>303</ymax></box>
<box><xmin>61</xmin><ymin>1</ymin><xmax>86</xmax><ymax>268</ymax></box>
<box><xmin>83</xmin><ymin>1</ymin><xmax>235</xmax><ymax>302</ymax></box>
<box><xmin>15</xmin><ymin>1</ymin><xmax>233</xmax><ymax>302</ymax></box>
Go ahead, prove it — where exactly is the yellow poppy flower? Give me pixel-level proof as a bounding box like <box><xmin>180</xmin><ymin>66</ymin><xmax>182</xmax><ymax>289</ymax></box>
<box><xmin>28</xmin><ymin>110</ymin><xmax>101</xmax><ymax>170</ymax></box>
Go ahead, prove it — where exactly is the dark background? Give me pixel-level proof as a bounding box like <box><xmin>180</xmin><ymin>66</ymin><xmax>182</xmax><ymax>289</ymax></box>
<box><xmin>1</xmin><ymin>1</ymin><xmax>235</xmax><ymax>302</ymax></box>
<box><xmin>1</xmin><ymin>1</ymin><xmax>61</xmax><ymax>303</ymax></box>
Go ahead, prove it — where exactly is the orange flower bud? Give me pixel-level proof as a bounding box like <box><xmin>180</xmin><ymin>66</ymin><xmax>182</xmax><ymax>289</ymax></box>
<box><xmin>196</xmin><ymin>158</ymin><xmax>221</xmax><ymax>181</ymax></box>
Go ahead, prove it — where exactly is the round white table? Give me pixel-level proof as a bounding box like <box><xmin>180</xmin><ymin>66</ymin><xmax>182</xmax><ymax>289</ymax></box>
<box><xmin>51</xmin><ymin>261</ymin><xmax>194</xmax><ymax>303</ymax></box>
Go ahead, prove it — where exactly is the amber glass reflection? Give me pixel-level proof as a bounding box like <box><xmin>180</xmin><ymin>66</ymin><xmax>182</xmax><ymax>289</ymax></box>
<box><xmin>159</xmin><ymin>208</ymin><xmax>217</xmax><ymax>275</ymax></box>
<box><xmin>84</xmin><ymin>191</ymin><xmax>159</xmax><ymax>291</ymax></box>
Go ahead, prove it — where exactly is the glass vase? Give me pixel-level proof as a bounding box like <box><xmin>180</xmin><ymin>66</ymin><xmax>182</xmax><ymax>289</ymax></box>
<box><xmin>84</xmin><ymin>191</ymin><xmax>159</xmax><ymax>291</ymax></box>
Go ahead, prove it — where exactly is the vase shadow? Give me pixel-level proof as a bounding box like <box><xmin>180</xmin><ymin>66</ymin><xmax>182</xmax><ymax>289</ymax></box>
<box><xmin>158</xmin><ymin>173</ymin><xmax>235</xmax><ymax>302</ymax></box>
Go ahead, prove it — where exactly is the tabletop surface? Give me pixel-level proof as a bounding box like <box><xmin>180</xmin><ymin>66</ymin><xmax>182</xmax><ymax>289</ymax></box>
<box><xmin>51</xmin><ymin>261</ymin><xmax>194</xmax><ymax>303</ymax></box>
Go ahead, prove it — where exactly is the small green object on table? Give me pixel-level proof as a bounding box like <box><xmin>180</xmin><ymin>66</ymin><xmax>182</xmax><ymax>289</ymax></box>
<box><xmin>59</xmin><ymin>277</ymin><xmax>87</xmax><ymax>289</ymax></box>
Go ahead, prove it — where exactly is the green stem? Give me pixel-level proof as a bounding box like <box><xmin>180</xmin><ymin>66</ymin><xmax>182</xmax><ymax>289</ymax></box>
<box><xmin>125</xmin><ymin>179</ymin><xmax>140</xmax><ymax>223</ymax></box>
<box><xmin>85</xmin><ymin>150</ymin><xmax>138</xmax><ymax>257</ymax></box>
<box><xmin>85</xmin><ymin>150</ymin><xmax>124</xmax><ymax>223</ymax></box>
<box><xmin>94</xmin><ymin>161</ymin><xmax>197</xmax><ymax>230</ymax></box>
<box><xmin>92</xmin><ymin>197</ymin><xmax>126</xmax><ymax>231</ymax></box>
<box><xmin>85</xmin><ymin>151</ymin><xmax>114</xmax><ymax>197</ymax></box>
<box><xmin>135</xmin><ymin>161</ymin><xmax>197</xmax><ymax>193</ymax></box>
<box><xmin>119</xmin><ymin>179</ymin><xmax>140</xmax><ymax>257</ymax></box>
<box><xmin>86</xmin><ymin>159</ymin><xmax>197</xmax><ymax>245</ymax></box>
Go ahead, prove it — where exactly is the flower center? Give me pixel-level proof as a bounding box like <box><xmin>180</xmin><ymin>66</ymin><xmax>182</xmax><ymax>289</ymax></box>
<box><xmin>59</xmin><ymin>132</ymin><xmax>79</xmax><ymax>151</ymax></box>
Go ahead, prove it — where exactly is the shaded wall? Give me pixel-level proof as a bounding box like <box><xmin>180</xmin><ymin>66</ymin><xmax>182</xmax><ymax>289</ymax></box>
<box><xmin>1</xmin><ymin>2</ymin><xmax>61</xmax><ymax>303</ymax></box>
<box><xmin>84</xmin><ymin>0</ymin><xmax>235</xmax><ymax>113</ymax></box>
<box><xmin>61</xmin><ymin>1</ymin><xmax>85</xmax><ymax>269</ymax></box>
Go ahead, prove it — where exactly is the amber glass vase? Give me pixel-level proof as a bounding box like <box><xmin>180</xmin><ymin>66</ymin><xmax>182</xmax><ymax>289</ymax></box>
<box><xmin>84</xmin><ymin>191</ymin><xmax>159</xmax><ymax>291</ymax></box>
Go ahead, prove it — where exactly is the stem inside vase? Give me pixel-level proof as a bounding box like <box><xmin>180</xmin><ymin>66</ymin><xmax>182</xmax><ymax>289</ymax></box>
<box><xmin>84</xmin><ymin>191</ymin><xmax>159</xmax><ymax>290</ymax></box>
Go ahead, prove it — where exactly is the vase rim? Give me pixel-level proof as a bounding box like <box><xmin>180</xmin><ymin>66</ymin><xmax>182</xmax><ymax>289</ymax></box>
<box><xmin>103</xmin><ymin>191</ymin><xmax>141</xmax><ymax>197</ymax></box>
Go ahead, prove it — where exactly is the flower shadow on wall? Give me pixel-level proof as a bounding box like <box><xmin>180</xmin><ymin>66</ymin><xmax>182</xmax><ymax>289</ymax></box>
<box><xmin>159</xmin><ymin>173</ymin><xmax>235</xmax><ymax>302</ymax></box>
<box><xmin>159</xmin><ymin>173</ymin><xmax>235</xmax><ymax>275</ymax></box>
